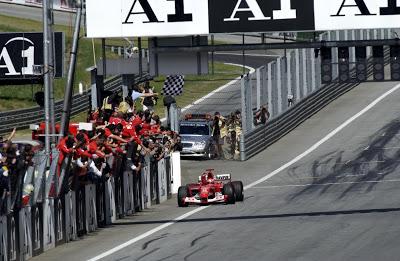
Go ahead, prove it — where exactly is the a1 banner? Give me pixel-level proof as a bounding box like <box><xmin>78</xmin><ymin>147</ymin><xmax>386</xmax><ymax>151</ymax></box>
<box><xmin>42</xmin><ymin>199</ymin><xmax>55</xmax><ymax>252</ymax></box>
<box><xmin>31</xmin><ymin>204</ymin><xmax>43</xmax><ymax>256</ymax></box>
<box><xmin>0</xmin><ymin>215</ymin><xmax>8</xmax><ymax>261</ymax></box>
<box><xmin>54</xmin><ymin>197</ymin><xmax>65</xmax><ymax>246</ymax></box>
<box><xmin>76</xmin><ymin>187</ymin><xmax>86</xmax><ymax>237</ymax></box>
<box><xmin>96</xmin><ymin>182</ymin><xmax>106</xmax><ymax>227</ymax></box>
<box><xmin>19</xmin><ymin>207</ymin><xmax>33</xmax><ymax>260</ymax></box>
<box><xmin>86</xmin><ymin>0</ymin><xmax>209</xmax><ymax>37</ymax></box>
<box><xmin>64</xmin><ymin>191</ymin><xmax>77</xmax><ymax>242</ymax></box>
<box><xmin>158</xmin><ymin>159</ymin><xmax>168</xmax><ymax>203</ymax></box>
<box><xmin>209</xmin><ymin>0</ymin><xmax>315</xmax><ymax>33</ymax></box>
<box><xmin>0</xmin><ymin>32</ymin><xmax>64</xmax><ymax>82</ymax></box>
<box><xmin>85</xmin><ymin>0</ymin><xmax>400</xmax><ymax>37</ymax></box>
<box><xmin>314</xmin><ymin>0</ymin><xmax>400</xmax><ymax>31</ymax></box>
<box><xmin>84</xmin><ymin>185</ymin><xmax>97</xmax><ymax>233</ymax></box>
<box><xmin>7</xmin><ymin>212</ymin><xmax>17</xmax><ymax>261</ymax></box>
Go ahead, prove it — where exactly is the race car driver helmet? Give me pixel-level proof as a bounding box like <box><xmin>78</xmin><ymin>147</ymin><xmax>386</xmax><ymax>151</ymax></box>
<box><xmin>207</xmin><ymin>172</ymin><xmax>214</xmax><ymax>183</ymax></box>
<box><xmin>201</xmin><ymin>174</ymin><xmax>208</xmax><ymax>185</ymax></box>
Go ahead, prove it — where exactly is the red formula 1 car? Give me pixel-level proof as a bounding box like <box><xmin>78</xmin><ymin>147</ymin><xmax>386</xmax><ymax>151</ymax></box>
<box><xmin>177</xmin><ymin>169</ymin><xmax>244</xmax><ymax>207</ymax></box>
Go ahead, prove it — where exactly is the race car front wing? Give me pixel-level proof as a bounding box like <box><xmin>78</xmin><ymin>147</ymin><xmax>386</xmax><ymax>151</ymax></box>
<box><xmin>184</xmin><ymin>194</ymin><xmax>227</xmax><ymax>204</ymax></box>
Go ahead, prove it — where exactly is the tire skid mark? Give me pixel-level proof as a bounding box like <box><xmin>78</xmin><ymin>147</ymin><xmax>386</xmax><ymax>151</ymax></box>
<box><xmin>190</xmin><ymin>231</ymin><xmax>214</xmax><ymax>247</ymax></box>
<box><xmin>142</xmin><ymin>233</ymin><xmax>168</xmax><ymax>250</ymax></box>
<box><xmin>155</xmin><ymin>253</ymin><xmax>178</xmax><ymax>261</ymax></box>
<box><xmin>184</xmin><ymin>246</ymin><xmax>208</xmax><ymax>261</ymax></box>
<box><xmin>135</xmin><ymin>248</ymin><xmax>160</xmax><ymax>261</ymax></box>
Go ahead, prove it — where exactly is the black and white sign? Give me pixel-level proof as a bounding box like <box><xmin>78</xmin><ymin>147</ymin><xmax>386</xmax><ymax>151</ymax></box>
<box><xmin>209</xmin><ymin>0</ymin><xmax>315</xmax><ymax>33</ymax></box>
<box><xmin>314</xmin><ymin>0</ymin><xmax>400</xmax><ymax>30</ymax></box>
<box><xmin>86</xmin><ymin>0</ymin><xmax>400</xmax><ymax>37</ymax></box>
<box><xmin>86</xmin><ymin>0</ymin><xmax>209</xmax><ymax>37</ymax></box>
<box><xmin>0</xmin><ymin>32</ymin><xmax>64</xmax><ymax>82</ymax></box>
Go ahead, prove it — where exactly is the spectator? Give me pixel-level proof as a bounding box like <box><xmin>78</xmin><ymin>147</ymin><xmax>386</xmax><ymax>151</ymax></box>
<box><xmin>211</xmin><ymin>112</ymin><xmax>227</xmax><ymax>159</ymax></box>
<box><xmin>172</xmin><ymin>135</ymin><xmax>183</xmax><ymax>152</ymax></box>
<box><xmin>254</xmin><ymin>105</ymin><xmax>270</xmax><ymax>126</ymax></box>
<box><xmin>131</xmin><ymin>83</ymin><xmax>158</xmax><ymax>104</ymax></box>
<box><xmin>141</xmin><ymin>83</ymin><xmax>157</xmax><ymax>112</ymax></box>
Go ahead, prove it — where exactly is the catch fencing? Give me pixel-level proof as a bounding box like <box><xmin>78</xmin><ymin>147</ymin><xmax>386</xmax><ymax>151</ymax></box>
<box><xmin>239</xmin><ymin>28</ymin><xmax>394</xmax><ymax>160</ymax></box>
<box><xmin>0</xmin><ymin>145</ymin><xmax>181</xmax><ymax>260</ymax></box>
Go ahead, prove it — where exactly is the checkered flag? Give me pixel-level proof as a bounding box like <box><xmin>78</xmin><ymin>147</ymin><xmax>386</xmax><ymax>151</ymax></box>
<box><xmin>162</xmin><ymin>75</ymin><xmax>184</xmax><ymax>96</ymax></box>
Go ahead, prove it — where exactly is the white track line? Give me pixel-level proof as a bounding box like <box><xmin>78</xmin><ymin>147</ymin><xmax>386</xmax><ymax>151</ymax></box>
<box><xmin>251</xmin><ymin>179</ymin><xmax>400</xmax><ymax>189</ymax></box>
<box><xmin>88</xmin><ymin>83</ymin><xmax>400</xmax><ymax>261</ymax></box>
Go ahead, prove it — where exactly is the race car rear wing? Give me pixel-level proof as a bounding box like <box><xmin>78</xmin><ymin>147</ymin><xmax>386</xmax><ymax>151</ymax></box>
<box><xmin>198</xmin><ymin>173</ymin><xmax>231</xmax><ymax>182</ymax></box>
<box><xmin>215</xmin><ymin>174</ymin><xmax>231</xmax><ymax>181</ymax></box>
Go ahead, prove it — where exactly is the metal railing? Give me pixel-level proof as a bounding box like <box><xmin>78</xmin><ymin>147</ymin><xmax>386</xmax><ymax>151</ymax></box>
<box><xmin>0</xmin><ymin>144</ymin><xmax>180</xmax><ymax>259</ymax></box>
<box><xmin>240</xmin><ymin>28</ymin><xmax>394</xmax><ymax>160</ymax></box>
<box><xmin>0</xmin><ymin>74</ymin><xmax>151</xmax><ymax>136</ymax></box>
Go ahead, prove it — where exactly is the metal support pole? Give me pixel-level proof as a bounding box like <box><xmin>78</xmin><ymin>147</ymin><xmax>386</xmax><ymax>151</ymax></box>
<box><xmin>102</xmin><ymin>38</ymin><xmax>107</xmax><ymax>78</ymax></box>
<box><xmin>284</xmin><ymin>33</ymin><xmax>287</xmax><ymax>63</ymax></box>
<box><xmin>267</xmin><ymin>63</ymin><xmax>273</xmax><ymax>118</ymax></box>
<box><xmin>43</xmin><ymin>0</ymin><xmax>51</xmax><ymax>155</ymax></box>
<box><xmin>196</xmin><ymin>35</ymin><xmax>201</xmax><ymax>75</ymax></box>
<box><xmin>242</xmin><ymin>34</ymin><xmax>245</xmax><ymax>74</ymax></box>
<box><xmin>295</xmin><ymin>49</ymin><xmax>301</xmax><ymax>101</ymax></box>
<box><xmin>286</xmin><ymin>51</ymin><xmax>292</xmax><ymax>103</ymax></box>
<box><xmin>138</xmin><ymin>37</ymin><xmax>143</xmax><ymax>77</ymax></box>
<box><xmin>60</xmin><ymin>1</ymin><xmax>82</xmax><ymax>137</ymax></box>
<box><xmin>310</xmin><ymin>49</ymin><xmax>316</xmax><ymax>92</ymax></box>
<box><xmin>276</xmin><ymin>58</ymin><xmax>282</xmax><ymax>114</ymax></box>
<box><xmin>302</xmin><ymin>49</ymin><xmax>307</xmax><ymax>97</ymax></box>
<box><xmin>241</xmin><ymin>76</ymin><xmax>248</xmax><ymax>134</ymax></box>
<box><xmin>211</xmin><ymin>35</ymin><xmax>215</xmax><ymax>75</ymax></box>
<box><xmin>48</xmin><ymin>0</ymin><xmax>56</xmax><ymax>145</ymax></box>
<box><xmin>256</xmin><ymin>68</ymin><xmax>261</xmax><ymax>109</ymax></box>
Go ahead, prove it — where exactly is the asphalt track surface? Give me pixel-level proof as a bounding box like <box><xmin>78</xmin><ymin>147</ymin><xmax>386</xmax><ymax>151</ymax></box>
<box><xmin>27</xmin><ymin>79</ymin><xmax>400</xmax><ymax>261</ymax></box>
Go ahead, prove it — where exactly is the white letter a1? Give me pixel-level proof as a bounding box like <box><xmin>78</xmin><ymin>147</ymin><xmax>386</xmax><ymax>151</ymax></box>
<box><xmin>273</xmin><ymin>0</ymin><xmax>297</xmax><ymax>20</ymax></box>
<box><xmin>224</xmin><ymin>0</ymin><xmax>271</xmax><ymax>21</ymax></box>
<box><xmin>0</xmin><ymin>48</ymin><xmax>18</xmax><ymax>76</ymax></box>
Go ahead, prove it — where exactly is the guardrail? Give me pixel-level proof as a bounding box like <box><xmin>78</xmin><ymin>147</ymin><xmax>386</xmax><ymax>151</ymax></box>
<box><xmin>0</xmin><ymin>74</ymin><xmax>151</xmax><ymax>136</ymax></box>
<box><xmin>241</xmin><ymin>48</ymin><xmax>390</xmax><ymax>160</ymax></box>
<box><xmin>0</xmin><ymin>145</ymin><xmax>181</xmax><ymax>260</ymax></box>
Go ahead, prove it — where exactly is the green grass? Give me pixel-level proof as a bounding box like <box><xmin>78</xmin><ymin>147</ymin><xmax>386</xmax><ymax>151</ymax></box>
<box><xmin>149</xmin><ymin>62</ymin><xmax>248</xmax><ymax>117</ymax></box>
<box><xmin>0</xmin><ymin>14</ymin><xmax>118</xmax><ymax>111</ymax></box>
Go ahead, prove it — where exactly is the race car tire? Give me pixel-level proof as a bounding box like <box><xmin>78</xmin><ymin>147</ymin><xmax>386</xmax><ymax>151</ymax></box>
<box><xmin>223</xmin><ymin>183</ymin><xmax>236</xmax><ymax>204</ymax></box>
<box><xmin>178</xmin><ymin>186</ymin><xmax>189</xmax><ymax>207</ymax></box>
<box><xmin>231</xmin><ymin>181</ymin><xmax>244</xmax><ymax>201</ymax></box>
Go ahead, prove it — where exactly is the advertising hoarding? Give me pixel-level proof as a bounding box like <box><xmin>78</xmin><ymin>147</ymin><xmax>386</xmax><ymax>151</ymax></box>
<box><xmin>85</xmin><ymin>0</ymin><xmax>400</xmax><ymax>38</ymax></box>
<box><xmin>85</xmin><ymin>0</ymin><xmax>209</xmax><ymax>38</ymax></box>
<box><xmin>314</xmin><ymin>0</ymin><xmax>400</xmax><ymax>31</ymax></box>
<box><xmin>0</xmin><ymin>32</ymin><xmax>64</xmax><ymax>82</ymax></box>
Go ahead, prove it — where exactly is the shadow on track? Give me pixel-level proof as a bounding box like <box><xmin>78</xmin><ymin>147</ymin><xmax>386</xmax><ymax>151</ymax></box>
<box><xmin>287</xmin><ymin>118</ymin><xmax>400</xmax><ymax>200</ymax></box>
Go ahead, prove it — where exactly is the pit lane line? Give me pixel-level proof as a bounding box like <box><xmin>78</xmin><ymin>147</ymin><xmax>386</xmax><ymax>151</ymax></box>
<box><xmin>87</xmin><ymin>82</ymin><xmax>400</xmax><ymax>261</ymax></box>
